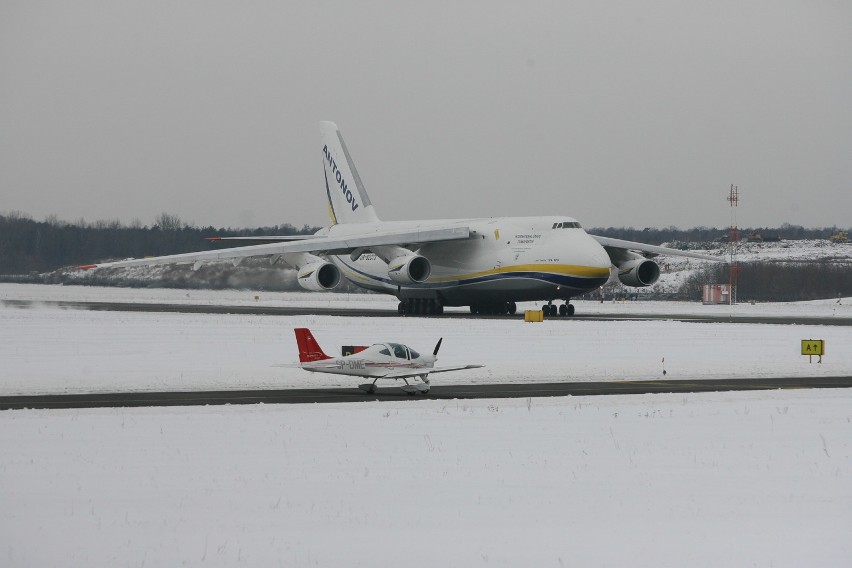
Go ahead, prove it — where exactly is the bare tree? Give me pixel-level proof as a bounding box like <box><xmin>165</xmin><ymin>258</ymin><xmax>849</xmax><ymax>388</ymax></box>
<box><xmin>154</xmin><ymin>212</ymin><xmax>184</xmax><ymax>231</ymax></box>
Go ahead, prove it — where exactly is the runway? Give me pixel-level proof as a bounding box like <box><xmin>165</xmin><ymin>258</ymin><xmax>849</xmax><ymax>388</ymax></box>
<box><xmin>3</xmin><ymin>376</ymin><xmax>851</xmax><ymax>410</ymax></box>
<box><xmin>3</xmin><ymin>299</ymin><xmax>851</xmax><ymax>326</ymax></box>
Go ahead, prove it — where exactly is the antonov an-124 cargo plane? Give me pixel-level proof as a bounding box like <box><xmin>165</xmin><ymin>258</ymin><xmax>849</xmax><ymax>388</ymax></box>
<box><xmin>82</xmin><ymin>122</ymin><xmax>722</xmax><ymax>316</ymax></box>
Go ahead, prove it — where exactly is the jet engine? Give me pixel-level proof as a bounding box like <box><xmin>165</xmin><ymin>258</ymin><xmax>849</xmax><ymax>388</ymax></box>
<box><xmin>616</xmin><ymin>258</ymin><xmax>660</xmax><ymax>287</ymax></box>
<box><xmin>297</xmin><ymin>261</ymin><xmax>342</xmax><ymax>291</ymax></box>
<box><xmin>387</xmin><ymin>254</ymin><xmax>431</xmax><ymax>284</ymax></box>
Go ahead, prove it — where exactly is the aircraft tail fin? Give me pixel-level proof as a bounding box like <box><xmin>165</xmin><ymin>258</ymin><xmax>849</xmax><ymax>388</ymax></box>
<box><xmin>294</xmin><ymin>328</ymin><xmax>332</xmax><ymax>363</ymax></box>
<box><xmin>320</xmin><ymin>121</ymin><xmax>380</xmax><ymax>225</ymax></box>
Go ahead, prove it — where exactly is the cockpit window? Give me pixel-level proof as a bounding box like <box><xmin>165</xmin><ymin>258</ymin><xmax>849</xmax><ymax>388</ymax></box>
<box><xmin>409</xmin><ymin>349</ymin><xmax>420</xmax><ymax>359</ymax></box>
<box><xmin>379</xmin><ymin>347</ymin><xmax>391</xmax><ymax>356</ymax></box>
<box><xmin>553</xmin><ymin>221</ymin><xmax>581</xmax><ymax>229</ymax></box>
<box><xmin>389</xmin><ymin>343</ymin><xmax>407</xmax><ymax>359</ymax></box>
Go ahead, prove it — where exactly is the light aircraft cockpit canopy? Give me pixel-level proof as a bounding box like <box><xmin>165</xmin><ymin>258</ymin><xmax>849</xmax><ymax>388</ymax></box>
<box><xmin>373</xmin><ymin>343</ymin><xmax>421</xmax><ymax>360</ymax></box>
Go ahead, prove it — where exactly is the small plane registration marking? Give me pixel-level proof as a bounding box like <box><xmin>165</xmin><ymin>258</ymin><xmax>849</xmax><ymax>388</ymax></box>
<box><xmin>336</xmin><ymin>359</ymin><xmax>366</xmax><ymax>370</ymax></box>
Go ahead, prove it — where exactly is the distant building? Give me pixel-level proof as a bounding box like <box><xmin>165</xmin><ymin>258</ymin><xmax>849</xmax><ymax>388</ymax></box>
<box><xmin>702</xmin><ymin>284</ymin><xmax>731</xmax><ymax>304</ymax></box>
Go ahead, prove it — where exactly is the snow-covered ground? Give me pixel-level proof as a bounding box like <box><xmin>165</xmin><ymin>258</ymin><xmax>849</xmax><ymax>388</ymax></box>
<box><xmin>2</xmin><ymin>391</ymin><xmax>851</xmax><ymax>566</ymax></box>
<box><xmin>2</xmin><ymin>283</ymin><xmax>852</xmax><ymax>566</ymax></box>
<box><xmin>1</xmin><ymin>284</ymin><xmax>851</xmax><ymax>396</ymax></box>
<box><xmin>645</xmin><ymin>239</ymin><xmax>852</xmax><ymax>294</ymax></box>
<box><xmin>3</xmin><ymin>281</ymin><xmax>852</xmax><ymax>317</ymax></box>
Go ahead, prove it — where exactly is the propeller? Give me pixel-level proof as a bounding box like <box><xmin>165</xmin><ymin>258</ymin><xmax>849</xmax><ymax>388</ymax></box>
<box><xmin>433</xmin><ymin>337</ymin><xmax>443</xmax><ymax>356</ymax></box>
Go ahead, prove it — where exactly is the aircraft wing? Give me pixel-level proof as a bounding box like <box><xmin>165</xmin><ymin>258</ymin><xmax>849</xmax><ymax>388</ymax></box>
<box><xmin>80</xmin><ymin>226</ymin><xmax>472</xmax><ymax>269</ymax></box>
<box><xmin>206</xmin><ymin>235</ymin><xmax>324</xmax><ymax>245</ymax></box>
<box><xmin>590</xmin><ymin>235</ymin><xmax>724</xmax><ymax>262</ymax></box>
<box><xmin>380</xmin><ymin>364</ymin><xmax>484</xmax><ymax>379</ymax></box>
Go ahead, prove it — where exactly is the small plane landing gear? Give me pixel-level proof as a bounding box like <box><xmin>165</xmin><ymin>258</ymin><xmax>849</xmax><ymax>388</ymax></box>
<box><xmin>400</xmin><ymin>378</ymin><xmax>429</xmax><ymax>395</ymax></box>
<box><xmin>358</xmin><ymin>382</ymin><xmax>378</xmax><ymax>394</ymax></box>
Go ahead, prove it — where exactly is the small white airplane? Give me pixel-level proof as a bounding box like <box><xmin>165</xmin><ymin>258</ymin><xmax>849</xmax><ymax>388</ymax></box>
<box><xmin>294</xmin><ymin>328</ymin><xmax>482</xmax><ymax>395</ymax></box>
<box><xmin>82</xmin><ymin>122</ymin><xmax>723</xmax><ymax>316</ymax></box>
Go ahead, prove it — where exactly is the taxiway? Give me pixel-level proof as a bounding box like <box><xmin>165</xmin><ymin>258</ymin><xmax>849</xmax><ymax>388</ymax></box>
<box><xmin>3</xmin><ymin>376</ymin><xmax>851</xmax><ymax>410</ymax></box>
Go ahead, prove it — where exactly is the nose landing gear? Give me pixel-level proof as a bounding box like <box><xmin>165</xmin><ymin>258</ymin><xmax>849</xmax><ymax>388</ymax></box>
<box><xmin>544</xmin><ymin>301</ymin><xmax>575</xmax><ymax>317</ymax></box>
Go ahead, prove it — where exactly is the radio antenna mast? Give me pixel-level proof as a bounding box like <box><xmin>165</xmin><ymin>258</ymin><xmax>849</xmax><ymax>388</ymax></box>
<box><xmin>727</xmin><ymin>184</ymin><xmax>740</xmax><ymax>305</ymax></box>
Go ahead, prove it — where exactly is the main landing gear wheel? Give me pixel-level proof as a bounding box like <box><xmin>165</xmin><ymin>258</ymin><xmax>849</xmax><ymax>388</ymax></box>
<box><xmin>470</xmin><ymin>301</ymin><xmax>517</xmax><ymax>315</ymax></box>
<box><xmin>399</xmin><ymin>299</ymin><xmax>444</xmax><ymax>316</ymax></box>
<box><xmin>401</xmin><ymin>382</ymin><xmax>430</xmax><ymax>396</ymax></box>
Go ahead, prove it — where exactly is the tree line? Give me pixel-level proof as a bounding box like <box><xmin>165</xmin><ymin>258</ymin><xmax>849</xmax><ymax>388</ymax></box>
<box><xmin>0</xmin><ymin>212</ymin><xmax>318</xmax><ymax>275</ymax></box>
<box><xmin>587</xmin><ymin>224</ymin><xmax>848</xmax><ymax>245</ymax></box>
<box><xmin>680</xmin><ymin>262</ymin><xmax>852</xmax><ymax>302</ymax></box>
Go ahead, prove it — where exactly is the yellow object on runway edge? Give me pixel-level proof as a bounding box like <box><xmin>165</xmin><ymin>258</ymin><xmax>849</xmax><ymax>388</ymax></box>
<box><xmin>524</xmin><ymin>310</ymin><xmax>544</xmax><ymax>322</ymax></box>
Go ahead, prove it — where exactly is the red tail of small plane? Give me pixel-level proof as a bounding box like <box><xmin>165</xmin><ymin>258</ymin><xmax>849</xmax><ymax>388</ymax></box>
<box><xmin>294</xmin><ymin>328</ymin><xmax>332</xmax><ymax>363</ymax></box>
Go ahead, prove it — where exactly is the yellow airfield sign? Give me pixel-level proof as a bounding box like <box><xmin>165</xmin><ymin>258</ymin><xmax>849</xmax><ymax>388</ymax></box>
<box><xmin>802</xmin><ymin>339</ymin><xmax>825</xmax><ymax>363</ymax></box>
<box><xmin>801</xmin><ymin>340</ymin><xmax>825</xmax><ymax>356</ymax></box>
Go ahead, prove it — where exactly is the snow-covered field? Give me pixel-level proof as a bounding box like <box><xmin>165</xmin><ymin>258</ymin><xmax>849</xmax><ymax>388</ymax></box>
<box><xmin>3</xmin><ymin>391</ymin><xmax>851</xmax><ymax>566</ymax></box>
<box><xmin>5</xmin><ymin>280</ymin><xmax>852</xmax><ymax>317</ymax></box>
<box><xmin>2</xmin><ymin>283</ymin><xmax>852</xmax><ymax>566</ymax></box>
<box><xmin>645</xmin><ymin>239</ymin><xmax>852</xmax><ymax>294</ymax></box>
<box><xmin>2</xmin><ymin>284</ymin><xmax>852</xmax><ymax>395</ymax></box>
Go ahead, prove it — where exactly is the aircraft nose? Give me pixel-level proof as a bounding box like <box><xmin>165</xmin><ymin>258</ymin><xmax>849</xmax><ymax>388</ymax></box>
<box><xmin>582</xmin><ymin>234</ymin><xmax>612</xmax><ymax>270</ymax></box>
<box><xmin>581</xmin><ymin>234</ymin><xmax>614</xmax><ymax>284</ymax></box>
<box><xmin>592</xmin><ymin>244</ymin><xmax>611</xmax><ymax>270</ymax></box>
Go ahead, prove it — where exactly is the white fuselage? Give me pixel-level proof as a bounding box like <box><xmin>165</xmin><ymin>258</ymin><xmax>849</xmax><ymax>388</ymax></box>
<box><xmin>324</xmin><ymin>216</ymin><xmax>612</xmax><ymax>305</ymax></box>
<box><xmin>301</xmin><ymin>343</ymin><xmax>435</xmax><ymax>377</ymax></box>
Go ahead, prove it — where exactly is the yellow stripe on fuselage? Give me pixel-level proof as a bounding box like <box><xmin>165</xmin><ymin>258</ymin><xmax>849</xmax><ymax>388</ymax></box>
<box><xmin>428</xmin><ymin>263</ymin><xmax>611</xmax><ymax>284</ymax></box>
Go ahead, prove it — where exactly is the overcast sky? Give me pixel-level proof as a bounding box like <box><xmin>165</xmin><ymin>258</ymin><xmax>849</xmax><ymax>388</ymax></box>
<box><xmin>2</xmin><ymin>1</ymin><xmax>850</xmax><ymax>230</ymax></box>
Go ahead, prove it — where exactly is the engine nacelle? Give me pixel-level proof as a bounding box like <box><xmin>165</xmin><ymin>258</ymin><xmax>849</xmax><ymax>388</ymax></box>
<box><xmin>616</xmin><ymin>258</ymin><xmax>660</xmax><ymax>287</ymax></box>
<box><xmin>297</xmin><ymin>261</ymin><xmax>341</xmax><ymax>291</ymax></box>
<box><xmin>387</xmin><ymin>254</ymin><xmax>431</xmax><ymax>284</ymax></box>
